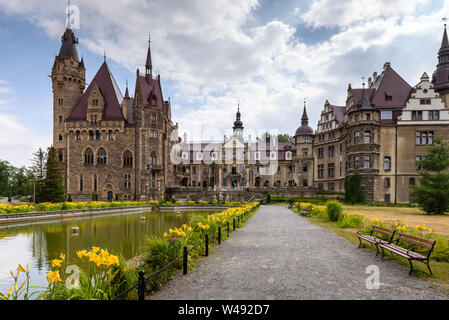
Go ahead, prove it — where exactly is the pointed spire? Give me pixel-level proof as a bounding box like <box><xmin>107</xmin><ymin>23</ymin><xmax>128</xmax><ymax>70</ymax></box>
<box><xmin>432</xmin><ymin>23</ymin><xmax>449</xmax><ymax>92</ymax></box>
<box><xmin>145</xmin><ymin>33</ymin><xmax>152</xmax><ymax>79</ymax></box>
<box><xmin>124</xmin><ymin>77</ymin><xmax>130</xmax><ymax>99</ymax></box>
<box><xmin>233</xmin><ymin>102</ymin><xmax>243</xmax><ymax>131</ymax></box>
<box><xmin>58</xmin><ymin>24</ymin><xmax>79</xmax><ymax>61</ymax></box>
<box><xmin>301</xmin><ymin>99</ymin><xmax>309</xmax><ymax>126</ymax></box>
<box><xmin>355</xmin><ymin>85</ymin><xmax>374</xmax><ymax>110</ymax></box>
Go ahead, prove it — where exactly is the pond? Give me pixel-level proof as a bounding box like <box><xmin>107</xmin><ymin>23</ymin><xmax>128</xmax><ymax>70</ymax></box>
<box><xmin>0</xmin><ymin>208</ymin><xmax>217</xmax><ymax>298</ymax></box>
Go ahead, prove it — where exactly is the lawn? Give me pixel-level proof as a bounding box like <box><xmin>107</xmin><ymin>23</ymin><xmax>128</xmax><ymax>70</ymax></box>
<box><xmin>343</xmin><ymin>205</ymin><xmax>449</xmax><ymax>236</ymax></box>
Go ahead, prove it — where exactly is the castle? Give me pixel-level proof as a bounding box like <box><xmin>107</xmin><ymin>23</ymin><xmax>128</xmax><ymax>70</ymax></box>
<box><xmin>52</xmin><ymin>24</ymin><xmax>449</xmax><ymax>204</ymax></box>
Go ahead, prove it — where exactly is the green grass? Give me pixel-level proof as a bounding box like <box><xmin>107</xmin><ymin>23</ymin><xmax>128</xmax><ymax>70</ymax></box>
<box><xmin>289</xmin><ymin>207</ymin><xmax>449</xmax><ymax>292</ymax></box>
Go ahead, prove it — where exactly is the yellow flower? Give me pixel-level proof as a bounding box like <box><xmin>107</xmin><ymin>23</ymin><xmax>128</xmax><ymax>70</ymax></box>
<box><xmin>59</xmin><ymin>253</ymin><xmax>65</xmax><ymax>261</ymax></box>
<box><xmin>16</xmin><ymin>264</ymin><xmax>26</xmax><ymax>273</ymax></box>
<box><xmin>46</xmin><ymin>270</ymin><xmax>62</xmax><ymax>283</ymax></box>
<box><xmin>51</xmin><ymin>259</ymin><xmax>63</xmax><ymax>268</ymax></box>
<box><xmin>91</xmin><ymin>246</ymin><xmax>100</xmax><ymax>253</ymax></box>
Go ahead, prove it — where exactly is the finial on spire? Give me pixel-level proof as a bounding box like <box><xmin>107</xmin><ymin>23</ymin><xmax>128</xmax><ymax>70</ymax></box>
<box><xmin>66</xmin><ymin>0</ymin><xmax>71</xmax><ymax>29</ymax></box>
<box><xmin>362</xmin><ymin>76</ymin><xmax>365</xmax><ymax>89</ymax></box>
<box><xmin>104</xmin><ymin>50</ymin><xmax>106</xmax><ymax>62</ymax></box>
<box><xmin>237</xmin><ymin>98</ymin><xmax>240</xmax><ymax>112</ymax></box>
<box><xmin>443</xmin><ymin>17</ymin><xmax>448</xmax><ymax>27</ymax></box>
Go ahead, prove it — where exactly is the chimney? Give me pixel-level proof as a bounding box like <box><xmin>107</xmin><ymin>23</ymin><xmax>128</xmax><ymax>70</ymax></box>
<box><xmin>368</xmin><ymin>77</ymin><xmax>372</xmax><ymax>87</ymax></box>
<box><xmin>183</xmin><ymin>132</ymin><xmax>187</xmax><ymax>143</ymax></box>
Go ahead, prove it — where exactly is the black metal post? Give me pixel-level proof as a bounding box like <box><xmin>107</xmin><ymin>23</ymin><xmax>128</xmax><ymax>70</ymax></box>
<box><xmin>183</xmin><ymin>246</ymin><xmax>188</xmax><ymax>275</ymax></box>
<box><xmin>205</xmin><ymin>234</ymin><xmax>209</xmax><ymax>257</ymax></box>
<box><xmin>138</xmin><ymin>270</ymin><xmax>145</xmax><ymax>301</ymax></box>
<box><xmin>233</xmin><ymin>218</ymin><xmax>236</xmax><ymax>230</ymax></box>
<box><xmin>227</xmin><ymin>222</ymin><xmax>230</xmax><ymax>237</ymax></box>
<box><xmin>218</xmin><ymin>226</ymin><xmax>221</xmax><ymax>244</ymax></box>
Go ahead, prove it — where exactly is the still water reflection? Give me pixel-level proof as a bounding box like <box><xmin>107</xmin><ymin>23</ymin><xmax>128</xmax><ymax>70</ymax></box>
<box><xmin>0</xmin><ymin>209</ymin><xmax>214</xmax><ymax>296</ymax></box>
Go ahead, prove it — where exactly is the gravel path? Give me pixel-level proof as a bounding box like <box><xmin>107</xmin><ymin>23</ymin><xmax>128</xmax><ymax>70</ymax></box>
<box><xmin>148</xmin><ymin>205</ymin><xmax>448</xmax><ymax>300</ymax></box>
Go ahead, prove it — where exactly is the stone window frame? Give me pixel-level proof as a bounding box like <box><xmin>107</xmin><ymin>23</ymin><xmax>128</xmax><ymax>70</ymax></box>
<box><xmin>150</xmin><ymin>152</ymin><xmax>158</xmax><ymax>165</ymax></box>
<box><xmin>123</xmin><ymin>150</ymin><xmax>134</xmax><ymax>168</ymax></box>
<box><xmin>84</xmin><ymin>147</ymin><xmax>94</xmax><ymax>165</ymax></box>
<box><xmin>97</xmin><ymin>147</ymin><xmax>107</xmax><ymax>165</ymax></box>
<box><xmin>285</xmin><ymin>151</ymin><xmax>292</xmax><ymax>160</ymax></box>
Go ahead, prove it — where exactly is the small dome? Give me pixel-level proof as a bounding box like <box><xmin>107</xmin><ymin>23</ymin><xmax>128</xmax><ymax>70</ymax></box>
<box><xmin>295</xmin><ymin>125</ymin><xmax>314</xmax><ymax>136</ymax></box>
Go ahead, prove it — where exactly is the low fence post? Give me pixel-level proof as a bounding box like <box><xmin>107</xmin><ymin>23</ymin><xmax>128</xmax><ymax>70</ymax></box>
<box><xmin>205</xmin><ymin>234</ymin><xmax>209</xmax><ymax>257</ymax></box>
<box><xmin>233</xmin><ymin>218</ymin><xmax>236</xmax><ymax>231</ymax></box>
<box><xmin>218</xmin><ymin>226</ymin><xmax>221</xmax><ymax>244</ymax></box>
<box><xmin>183</xmin><ymin>246</ymin><xmax>188</xmax><ymax>275</ymax></box>
<box><xmin>138</xmin><ymin>270</ymin><xmax>145</xmax><ymax>301</ymax></box>
<box><xmin>227</xmin><ymin>222</ymin><xmax>230</xmax><ymax>237</ymax></box>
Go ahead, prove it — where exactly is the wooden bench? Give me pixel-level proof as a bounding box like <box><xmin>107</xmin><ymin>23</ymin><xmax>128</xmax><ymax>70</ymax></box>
<box><xmin>378</xmin><ymin>232</ymin><xmax>436</xmax><ymax>275</ymax></box>
<box><xmin>357</xmin><ymin>226</ymin><xmax>396</xmax><ymax>256</ymax></box>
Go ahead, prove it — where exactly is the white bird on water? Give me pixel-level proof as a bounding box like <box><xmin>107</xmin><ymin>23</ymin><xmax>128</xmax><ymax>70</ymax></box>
<box><xmin>71</xmin><ymin>226</ymin><xmax>79</xmax><ymax>232</ymax></box>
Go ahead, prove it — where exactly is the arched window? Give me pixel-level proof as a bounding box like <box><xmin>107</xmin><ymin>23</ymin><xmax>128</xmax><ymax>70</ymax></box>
<box><xmin>123</xmin><ymin>150</ymin><xmax>133</xmax><ymax>167</ymax></box>
<box><xmin>84</xmin><ymin>148</ymin><xmax>94</xmax><ymax>164</ymax></box>
<box><xmin>150</xmin><ymin>152</ymin><xmax>157</xmax><ymax>165</ymax></box>
<box><xmin>97</xmin><ymin>148</ymin><xmax>107</xmax><ymax>165</ymax></box>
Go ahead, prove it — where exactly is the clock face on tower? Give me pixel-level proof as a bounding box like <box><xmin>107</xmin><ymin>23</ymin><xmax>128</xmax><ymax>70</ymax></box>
<box><xmin>233</xmin><ymin>141</ymin><xmax>237</xmax><ymax>146</ymax></box>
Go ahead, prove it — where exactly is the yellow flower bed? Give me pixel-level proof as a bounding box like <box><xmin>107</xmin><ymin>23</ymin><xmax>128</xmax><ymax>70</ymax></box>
<box><xmin>0</xmin><ymin>200</ymin><xmax>160</xmax><ymax>214</ymax></box>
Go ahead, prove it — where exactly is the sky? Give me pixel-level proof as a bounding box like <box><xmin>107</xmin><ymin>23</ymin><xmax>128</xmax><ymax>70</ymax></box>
<box><xmin>0</xmin><ymin>0</ymin><xmax>448</xmax><ymax>167</ymax></box>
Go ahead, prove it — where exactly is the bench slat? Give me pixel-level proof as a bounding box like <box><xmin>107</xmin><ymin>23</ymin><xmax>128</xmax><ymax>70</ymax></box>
<box><xmin>396</xmin><ymin>232</ymin><xmax>435</xmax><ymax>245</ymax></box>
<box><xmin>396</xmin><ymin>236</ymin><xmax>433</xmax><ymax>250</ymax></box>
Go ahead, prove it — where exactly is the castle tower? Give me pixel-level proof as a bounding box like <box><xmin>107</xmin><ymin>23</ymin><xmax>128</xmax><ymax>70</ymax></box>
<box><xmin>293</xmin><ymin>101</ymin><xmax>314</xmax><ymax>188</ymax></box>
<box><xmin>432</xmin><ymin>24</ymin><xmax>449</xmax><ymax>106</ymax></box>
<box><xmin>51</xmin><ymin>24</ymin><xmax>85</xmax><ymax>163</ymax></box>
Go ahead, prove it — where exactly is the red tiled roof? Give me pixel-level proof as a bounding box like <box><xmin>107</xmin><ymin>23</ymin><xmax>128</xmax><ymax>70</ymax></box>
<box><xmin>138</xmin><ymin>75</ymin><xmax>164</xmax><ymax>110</ymax></box>
<box><xmin>370</xmin><ymin>66</ymin><xmax>412</xmax><ymax>109</ymax></box>
<box><xmin>350</xmin><ymin>66</ymin><xmax>412</xmax><ymax>110</ymax></box>
<box><xmin>66</xmin><ymin>62</ymin><xmax>125</xmax><ymax>121</ymax></box>
<box><xmin>328</xmin><ymin>105</ymin><xmax>346</xmax><ymax>123</ymax></box>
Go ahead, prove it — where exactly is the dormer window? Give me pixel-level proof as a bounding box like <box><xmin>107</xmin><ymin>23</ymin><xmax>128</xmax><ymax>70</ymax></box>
<box><xmin>151</xmin><ymin>96</ymin><xmax>156</xmax><ymax>106</ymax></box>
<box><xmin>419</xmin><ymin>99</ymin><xmax>431</xmax><ymax>105</ymax></box>
<box><xmin>385</xmin><ymin>92</ymin><xmax>392</xmax><ymax>101</ymax></box>
<box><xmin>285</xmin><ymin>151</ymin><xmax>292</xmax><ymax>160</ymax></box>
<box><xmin>92</xmin><ymin>99</ymin><xmax>99</xmax><ymax>106</ymax></box>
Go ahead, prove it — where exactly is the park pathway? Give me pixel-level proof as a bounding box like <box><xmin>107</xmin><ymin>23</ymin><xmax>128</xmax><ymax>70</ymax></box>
<box><xmin>148</xmin><ymin>205</ymin><xmax>448</xmax><ymax>300</ymax></box>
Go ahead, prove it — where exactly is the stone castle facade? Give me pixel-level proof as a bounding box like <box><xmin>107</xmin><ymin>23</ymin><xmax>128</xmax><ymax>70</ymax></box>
<box><xmin>52</xmin><ymin>25</ymin><xmax>449</xmax><ymax>204</ymax></box>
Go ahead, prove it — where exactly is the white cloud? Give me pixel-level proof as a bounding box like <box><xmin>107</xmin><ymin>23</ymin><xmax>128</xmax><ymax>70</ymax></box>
<box><xmin>301</xmin><ymin>0</ymin><xmax>430</xmax><ymax>29</ymax></box>
<box><xmin>0</xmin><ymin>114</ymin><xmax>50</xmax><ymax>167</ymax></box>
<box><xmin>0</xmin><ymin>0</ymin><xmax>448</xmax><ymax>148</ymax></box>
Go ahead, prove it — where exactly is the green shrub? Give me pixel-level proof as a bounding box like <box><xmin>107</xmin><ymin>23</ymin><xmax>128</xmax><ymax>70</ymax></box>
<box><xmin>326</xmin><ymin>200</ymin><xmax>343</xmax><ymax>222</ymax></box>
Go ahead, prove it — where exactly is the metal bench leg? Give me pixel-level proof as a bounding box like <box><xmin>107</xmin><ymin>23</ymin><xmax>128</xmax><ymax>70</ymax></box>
<box><xmin>380</xmin><ymin>247</ymin><xmax>386</xmax><ymax>260</ymax></box>
<box><xmin>408</xmin><ymin>260</ymin><xmax>414</xmax><ymax>275</ymax></box>
<box><xmin>358</xmin><ymin>238</ymin><xmax>362</xmax><ymax>248</ymax></box>
<box><xmin>426</xmin><ymin>261</ymin><xmax>433</xmax><ymax>276</ymax></box>
<box><xmin>375</xmin><ymin>244</ymin><xmax>380</xmax><ymax>256</ymax></box>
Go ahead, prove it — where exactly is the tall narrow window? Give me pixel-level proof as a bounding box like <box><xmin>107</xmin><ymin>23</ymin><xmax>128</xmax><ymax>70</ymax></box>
<box><xmin>384</xmin><ymin>156</ymin><xmax>391</xmax><ymax>171</ymax></box>
<box><xmin>109</xmin><ymin>130</ymin><xmax>114</xmax><ymax>140</ymax></box>
<box><xmin>354</xmin><ymin>131</ymin><xmax>360</xmax><ymax>145</ymax></box>
<box><xmin>97</xmin><ymin>148</ymin><xmax>107</xmax><ymax>165</ymax></box>
<box><xmin>354</xmin><ymin>156</ymin><xmax>360</xmax><ymax>169</ymax></box>
<box><xmin>364</xmin><ymin>155</ymin><xmax>371</xmax><ymax>169</ymax></box>
<box><xmin>84</xmin><ymin>148</ymin><xmax>94</xmax><ymax>164</ymax></box>
<box><xmin>76</xmin><ymin>131</ymin><xmax>81</xmax><ymax>140</ymax></box>
<box><xmin>80</xmin><ymin>175</ymin><xmax>83</xmax><ymax>192</ymax></box>
<box><xmin>364</xmin><ymin>131</ymin><xmax>371</xmax><ymax>144</ymax></box>
<box><xmin>94</xmin><ymin>175</ymin><xmax>97</xmax><ymax>192</ymax></box>
<box><xmin>150</xmin><ymin>152</ymin><xmax>157</xmax><ymax>165</ymax></box>
<box><xmin>123</xmin><ymin>150</ymin><xmax>133</xmax><ymax>167</ymax></box>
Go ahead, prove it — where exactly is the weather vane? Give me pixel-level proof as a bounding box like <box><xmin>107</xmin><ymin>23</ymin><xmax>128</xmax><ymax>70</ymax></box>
<box><xmin>362</xmin><ymin>76</ymin><xmax>365</xmax><ymax>88</ymax></box>
<box><xmin>443</xmin><ymin>17</ymin><xmax>448</xmax><ymax>27</ymax></box>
